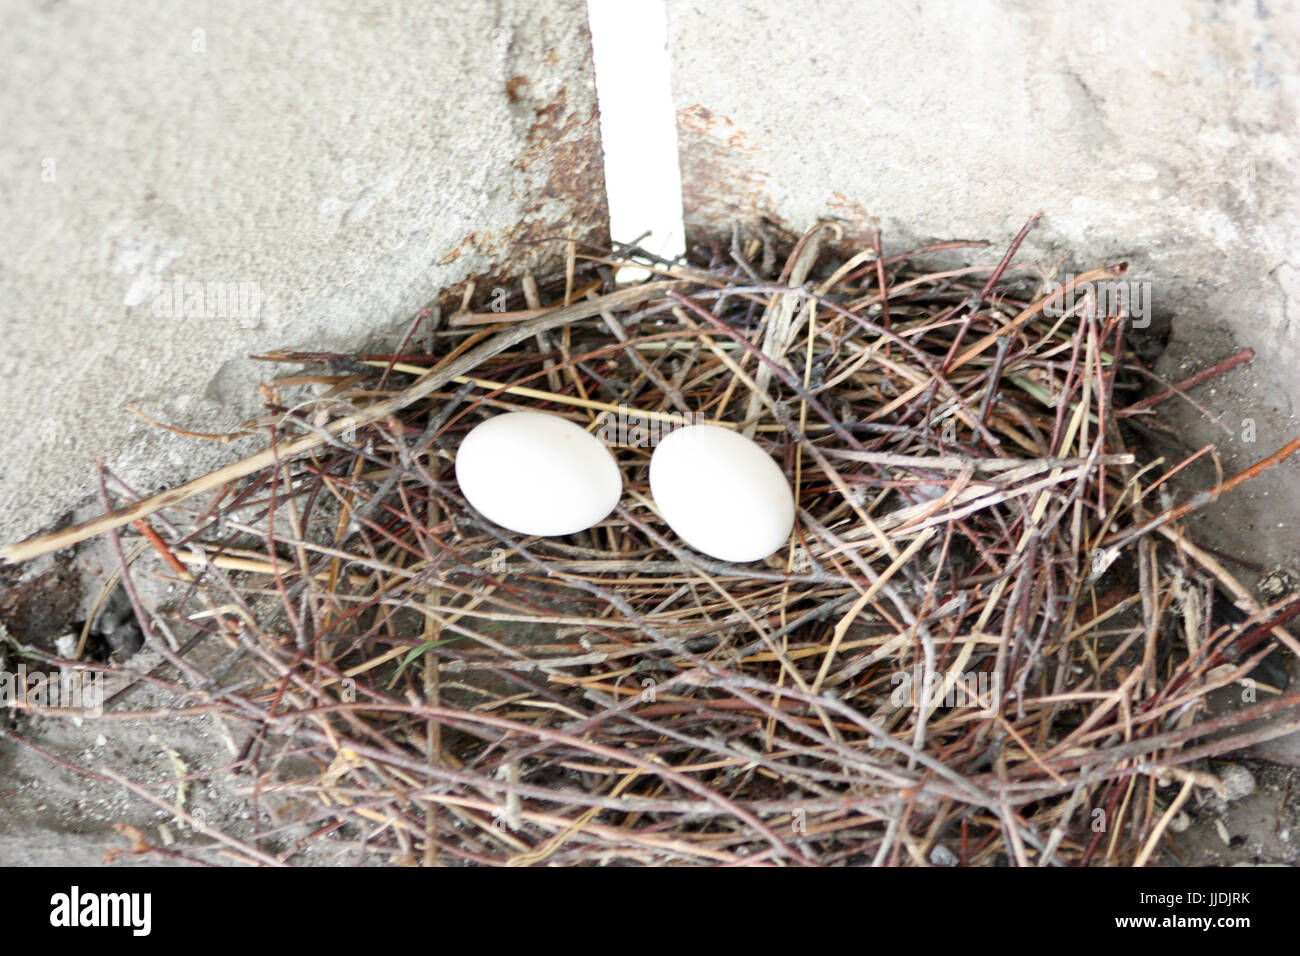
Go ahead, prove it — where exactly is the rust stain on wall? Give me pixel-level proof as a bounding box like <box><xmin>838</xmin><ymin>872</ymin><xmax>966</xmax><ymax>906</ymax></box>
<box><xmin>513</xmin><ymin>85</ymin><xmax>609</xmax><ymax>245</ymax></box>
<box><xmin>825</xmin><ymin>192</ymin><xmax>885</xmax><ymax>253</ymax></box>
<box><xmin>427</xmin><ymin>62</ymin><xmax>610</xmax><ymax>313</ymax></box>
<box><xmin>677</xmin><ymin>104</ymin><xmax>776</xmax><ymax>243</ymax></box>
<box><xmin>432</xmin><ymin>67</ymin><xmax>609</xmax><ymax>307</ymax></box>
<box><xmin>505</xmin><ymin>75</ymin><xmax>531</xmax><ymax>104</ymax></box>
<box><xmin>677</xmin><ymin>104</ymin><xmax>880</xmax><ymax>257</ymax></box>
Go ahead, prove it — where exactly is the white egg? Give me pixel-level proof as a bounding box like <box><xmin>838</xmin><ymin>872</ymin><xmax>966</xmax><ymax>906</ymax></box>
<box><xmin>649</xmin><ymin>424</ymin><xmax>795</xmax><ymax>562</ymax></box>
<box><xmin>455</xmin><ymin>411</ymin><xmax>622</xmax><ymax>536</ymax></box>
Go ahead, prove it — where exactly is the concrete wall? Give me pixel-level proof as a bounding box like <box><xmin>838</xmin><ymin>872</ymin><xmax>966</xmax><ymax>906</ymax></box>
<box><xmin>668</xmin><ymin>0</ymin><xmax>1299</xmax><ymax>384</ymax></box>
<box><xmin>0</xmin><ymin>0</ymin><xmax>606</xmax><ymax>543</ymax></box>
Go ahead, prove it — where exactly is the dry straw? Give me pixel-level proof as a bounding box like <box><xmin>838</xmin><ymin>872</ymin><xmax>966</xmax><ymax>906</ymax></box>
<box><xmin>5</xmin><ymin>217</ymin><xmax>1300</xmax><ymax>866</ymax></box>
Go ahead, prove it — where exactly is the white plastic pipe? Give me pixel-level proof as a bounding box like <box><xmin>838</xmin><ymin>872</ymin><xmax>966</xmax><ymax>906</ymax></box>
<box><xmin>586</xmin><ymin>0</ymin><xmax>687</xmax><ymax>282</ymax></box>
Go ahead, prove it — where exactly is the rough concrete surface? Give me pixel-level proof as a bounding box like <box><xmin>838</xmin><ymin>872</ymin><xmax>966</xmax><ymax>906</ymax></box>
<box><xmin>0</xmin><ymin>0</ymin><xmax>606</xmax><ymax>547</ymax></box>
<box><xmin>1153</xmin><ymin>759</ymin><xmax>1300</xmax><ymax>865</ymax></box>
<box><xmin>667</xmin><ymin>0</ymin><xmax>1300</xmax><ymax>406</ymax></box>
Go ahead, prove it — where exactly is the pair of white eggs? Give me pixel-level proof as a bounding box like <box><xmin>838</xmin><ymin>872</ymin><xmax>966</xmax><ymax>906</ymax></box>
<box><xmin>454</xmin><ymin>411</ymin><xmax>795</xmax><ymax>563</ymax></box>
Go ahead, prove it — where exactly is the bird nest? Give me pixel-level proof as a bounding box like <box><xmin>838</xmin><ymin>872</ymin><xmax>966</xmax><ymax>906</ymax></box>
<box><xmin>8</xmin><ymin>219</ymin><xmax>1300</xmax><ymax>866</ymax></box>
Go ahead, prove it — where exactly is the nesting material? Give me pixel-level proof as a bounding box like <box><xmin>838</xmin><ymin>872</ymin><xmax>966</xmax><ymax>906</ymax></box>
<box><xmin>10</xmin><ymin>219</ymin><xmax>1300</xmax><ymax>867</ymax></box>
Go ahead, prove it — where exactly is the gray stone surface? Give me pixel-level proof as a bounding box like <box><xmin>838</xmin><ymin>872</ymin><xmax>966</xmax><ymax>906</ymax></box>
<box><xmin>0</xmin><ymin>0</ymin><xmax>606</xmax><ymax>546</ymax></box>
<box><xmin>666</xmin><ymin>0</ymin><xmax>1300</xmax><ymax>404</ymax></box>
